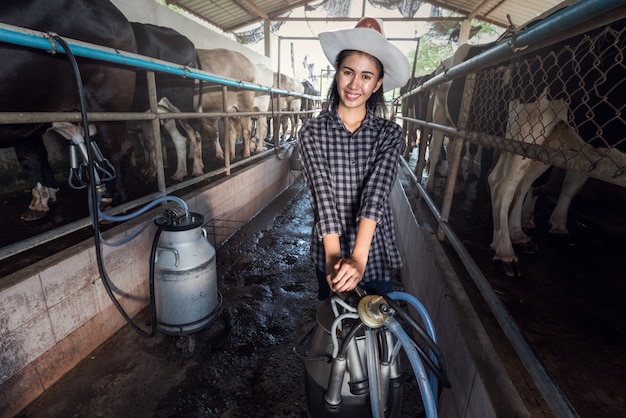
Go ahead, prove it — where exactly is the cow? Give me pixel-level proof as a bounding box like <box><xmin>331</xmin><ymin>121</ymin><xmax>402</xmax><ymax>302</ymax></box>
<box><xmin>271</xmin><ymin>72</ymin><xmax>303</xmax><ymax>143</ymax></box>
<box><xmin>195</xmin><ymin>48</ymin><xmax>256</xmax><ymax>162</ymax></box>
<box><xmin>129</xmin><ymin>22</ymin><xmax>202</xmax><ymax>182</ymax></box>
<box><xmin>424</xmin><ymin>42</ymin><xmax>499</xmax><ymax>195</ymax></box>
<box><xmin>251</xmin><ymin>63</ymin><xmax>275</xmax><ymax>154</ymax></box>
<box><xmin>400</xmin><ymin>73</ymin><xmax>434</xmax><ymax>161</ymax></box>
<box><xmin>300</xmin><ymin>79</ymin><xmax>320</xmax><ymax>123</ymax></box>
<box><xmin>486</xmin><ymin>17</ymin><xmax>626</xmax><ymax>276</ymax></box>
<box><xmin>0</xmin><ymin>0</ymin><xmax>137</xmax><ymax>220</ymax></box>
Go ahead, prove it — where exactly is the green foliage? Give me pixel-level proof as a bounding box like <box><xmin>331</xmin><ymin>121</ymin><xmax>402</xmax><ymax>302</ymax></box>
<box><xmin>405</xmin><ymin>21</ymin><xmax>504</xmax><ymax>78</ymax></box>
<box><xmin>406</xmin><ymin>36</ymin><xmax>455</xmax><ymax>77</ymax></box>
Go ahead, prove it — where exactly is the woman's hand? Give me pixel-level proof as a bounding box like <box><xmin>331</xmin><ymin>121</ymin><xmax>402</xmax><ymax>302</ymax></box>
<box><xmin>329</xmin><ymin>257</ymin><xmax>366</xmax><ymax>293</ymax></box>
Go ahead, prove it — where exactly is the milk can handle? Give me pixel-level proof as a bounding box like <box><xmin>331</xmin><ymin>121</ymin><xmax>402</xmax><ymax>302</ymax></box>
<box><xmin>156</xmin><ymin>246</ymin><xmax>180</xmax><ymax>267</ymax></box>
<box><xmin>292</xmin><ymin>325</ymin><xmax>331</xmax><ymax>363</ymax></box>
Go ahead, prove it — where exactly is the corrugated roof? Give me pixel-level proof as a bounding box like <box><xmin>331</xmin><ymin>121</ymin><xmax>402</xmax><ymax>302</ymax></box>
<box><xmin>165</xmin><ymin>0</ymin><xmax>570</xmax><ymax>33</ymax></box>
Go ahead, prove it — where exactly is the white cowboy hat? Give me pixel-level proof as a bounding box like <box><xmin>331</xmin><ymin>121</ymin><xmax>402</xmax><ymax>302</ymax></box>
<box><xmin>318</xmin><ymin>17</ymin><xmax>410</xmax><ymax>92</ymax></box>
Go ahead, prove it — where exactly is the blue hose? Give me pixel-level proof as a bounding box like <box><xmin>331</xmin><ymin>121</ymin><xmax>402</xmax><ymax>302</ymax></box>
<box><xmin>386</xmin><ymin>317</ymin><xmax>438</xmax><ymax>418</ymax></box>
<box><xmin>388</xmin><ymin>291</ymin><xmax>440</xmax><ymax>391</ymax></box>
<box><xmin>388</xmin><ymin>292</ymin><xmax>437</xmax><ymax>343</ymax></box>
<box><xmin>96</xmin><ymin>195</ymin><xmax>189</xmax><ymax>222</ymax></box>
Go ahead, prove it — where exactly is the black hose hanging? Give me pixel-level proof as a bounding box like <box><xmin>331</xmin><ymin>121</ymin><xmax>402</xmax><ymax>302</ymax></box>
<box><xmin>52</xmin><ymin>34</ymin><xmax>157</xmax><ymax>338</ymax></box>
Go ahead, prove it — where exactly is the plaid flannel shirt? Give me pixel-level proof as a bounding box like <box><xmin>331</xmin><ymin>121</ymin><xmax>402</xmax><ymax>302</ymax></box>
<box><xmin>298</xmin><ymin>108</ymin><xmax>403</xmax><ymax>283</ymax></box>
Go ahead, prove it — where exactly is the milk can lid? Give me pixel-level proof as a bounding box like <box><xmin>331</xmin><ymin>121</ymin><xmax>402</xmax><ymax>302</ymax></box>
<box><xmin>155</xmin><ymin>212</ymin><xmax>204</xmax><ymax>231</ymax></box>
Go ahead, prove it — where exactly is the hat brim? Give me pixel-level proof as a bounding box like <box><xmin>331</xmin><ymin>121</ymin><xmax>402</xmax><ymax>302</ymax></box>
<box><xmin>319</xmin><ymin>27</ymin><xmax>410</xmax><ymax>92</ymax></box>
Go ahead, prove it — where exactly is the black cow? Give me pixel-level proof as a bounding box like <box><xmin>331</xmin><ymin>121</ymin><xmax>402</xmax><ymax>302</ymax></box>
<box><xmin>0</xmin><ymin>0</ymin><xmax>137</xmax><ymax>220</ymax></box>
<box><xmin>130</xmin><ymin>22</ymin><xmax>202</xmax><ymax>182</ymax></box>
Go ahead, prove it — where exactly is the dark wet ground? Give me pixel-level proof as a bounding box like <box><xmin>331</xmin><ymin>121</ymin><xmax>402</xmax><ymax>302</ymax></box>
<box><xmin>14</xmin><ymin>178</ymin><xmax>425</xmax><ymax>418</ymax></box>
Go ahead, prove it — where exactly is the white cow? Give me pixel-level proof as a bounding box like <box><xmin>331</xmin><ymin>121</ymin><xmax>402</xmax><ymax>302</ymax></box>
<box><xmin>271</xmin><ymin>72</ymin><xmax>303</xmax><ymax>143</ymax></box>
<box><xmin>155</xmin><ymin>97</ymin><xmax>203</xmax><ymax>182</ymax></box>
<box><xmin>488</xmin><ymin>90</ymin><xmax>589</xmax><ymax>276</ymax></box>
<box><xmin>252</xmin><ymin>63</ymin><xmax>275</xmax><ymax>154</ymax></box>
<box><xmin>196</xmin><ymin>49</ymin><xmax>256</xmax><ymax>161</ymax></box>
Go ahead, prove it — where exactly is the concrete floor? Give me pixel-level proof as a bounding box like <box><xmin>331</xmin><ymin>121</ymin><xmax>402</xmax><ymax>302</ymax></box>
<box><xmin>14</xmin><ymin>179</ymin><xmax>425</xmax><ymax>418</ymax></box>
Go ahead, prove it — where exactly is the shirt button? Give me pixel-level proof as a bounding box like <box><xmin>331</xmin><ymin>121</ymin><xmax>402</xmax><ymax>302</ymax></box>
<box><xmin>351</xmin><ymin>160</ymin><xmax>355</xmax><ymax>164</ymax></box>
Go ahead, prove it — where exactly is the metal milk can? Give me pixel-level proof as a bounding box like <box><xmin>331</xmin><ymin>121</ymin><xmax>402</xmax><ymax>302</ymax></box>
<box><xmin>153</xmin><ymin>212</ymin><xmax>220</xmax><ymax>335</ymax></box>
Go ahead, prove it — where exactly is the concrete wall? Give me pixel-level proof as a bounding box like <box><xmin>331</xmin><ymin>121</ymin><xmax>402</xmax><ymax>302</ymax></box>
<box><xmin>110</xmin><ymin>0</ymin><xmax>270</xmax><ymax>66</ymax></box>
<box><xmin>391</xmin><ymin>176</ymin><xmax>530</xmax><ymax>418</ymax></box>
<box><xmin>0</xmin><ymin>155</ymin><xmax>293</xmax><ymax>418</ymax></box>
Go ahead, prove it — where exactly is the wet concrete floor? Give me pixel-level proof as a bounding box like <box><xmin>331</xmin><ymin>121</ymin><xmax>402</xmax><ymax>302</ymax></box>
<box><xmin>15</xmin><ymin>178</ymin><xmax>425</xmax><ymax>418</ymax></box>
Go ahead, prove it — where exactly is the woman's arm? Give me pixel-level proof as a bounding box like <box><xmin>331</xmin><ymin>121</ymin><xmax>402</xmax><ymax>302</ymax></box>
<box><xmin>328</xmin><ymin>217</ymin><xmax>377</xmax><ymax>293</ymax></box>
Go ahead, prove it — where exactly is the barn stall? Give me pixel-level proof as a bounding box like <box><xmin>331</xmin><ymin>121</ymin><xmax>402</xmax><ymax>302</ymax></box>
<box><xmin>398</xmin><ymin>1</ymin><xmax>626</xmax><ymax>417</ymax></box>
<box><xmin>1</xmin><ymin>1</ymin><xmax>626</xmax><ymax>418</ymax></box>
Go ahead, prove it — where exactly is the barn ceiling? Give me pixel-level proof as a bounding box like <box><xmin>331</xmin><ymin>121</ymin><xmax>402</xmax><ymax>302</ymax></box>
<box><xmin>164</xmin><ymin>0</ymin><xmax>570</xmax><ymax>35</ymax></box>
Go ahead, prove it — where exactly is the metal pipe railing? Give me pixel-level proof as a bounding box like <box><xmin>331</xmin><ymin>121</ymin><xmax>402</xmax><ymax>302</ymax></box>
<box><xmin>0</xmin><ymin>22</ymin><xmax>319</xmax><ymax>261</ymax></box>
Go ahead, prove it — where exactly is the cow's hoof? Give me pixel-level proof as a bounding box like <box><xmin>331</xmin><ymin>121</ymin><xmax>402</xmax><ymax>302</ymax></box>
<box><xmin>514</xmin><ymin>240</ymin><xmax>539</xmax><ymax>254</ymax></box>
<box><xmin>494</xmin><ymin>259</ymin><xmax>522</xmax><ymax>277</ymax></box>
<box><xmin>20</xmin><ymin>209</ymin><xmax>48</xmax><ymax>221</ymax></box>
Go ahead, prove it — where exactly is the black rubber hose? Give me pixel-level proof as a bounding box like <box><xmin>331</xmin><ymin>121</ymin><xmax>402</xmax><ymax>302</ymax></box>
<box><xmin>53</xmin><ymin>35</ymin><xmax>157</xmax><ymax>338</ymax></box>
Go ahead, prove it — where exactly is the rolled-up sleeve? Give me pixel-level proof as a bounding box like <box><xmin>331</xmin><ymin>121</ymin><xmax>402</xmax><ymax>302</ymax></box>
<box><xmin>357</xmin><ymin>121</ymin><xmax>402</xmax><ymax>223</ymax></box>
<box><xmin>299</xmin><ymin>122</ymin><xmax>342</xmax><ymax>239</ymax></box>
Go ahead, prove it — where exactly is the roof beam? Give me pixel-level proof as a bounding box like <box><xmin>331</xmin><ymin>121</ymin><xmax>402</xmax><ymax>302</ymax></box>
<box><xmin>235</xmin><ymin>0</ymin><xmax>269</xmax><ymax>20</ymax></box>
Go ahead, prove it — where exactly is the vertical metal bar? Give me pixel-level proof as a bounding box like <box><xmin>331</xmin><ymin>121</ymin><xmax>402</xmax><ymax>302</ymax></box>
<box><xmin>437</xmin><ymin>72</ymin><xmax>477</xmax><ymax>240</ymax></box>
<box><xmin>415</xmin><ymin>91</ymin><xmax>433</xmax><ymax>183</ymax></box>
<box><xmin>222</xmin><ymin>85</ymin><xmax>231</xmax><ymax>175</ymax></box>
<box><xmin>146</xmin><ymin>70</ymin><xmax>166</xmax><ymax>194</ymax></box>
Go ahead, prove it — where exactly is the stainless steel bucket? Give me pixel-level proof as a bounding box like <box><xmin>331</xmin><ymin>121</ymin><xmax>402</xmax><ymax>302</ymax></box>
<box><xmin>154</xmin><ymin>212</ymin><xmax>221</xmax><ymax>335</ymax></box>
<box><xmin>295</xmin><ymin>297</ymin><xmax>403</xmax><ymax>417</ymax></box>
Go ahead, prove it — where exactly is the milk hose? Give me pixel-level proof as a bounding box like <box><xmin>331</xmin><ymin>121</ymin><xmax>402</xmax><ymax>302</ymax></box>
<box><xmin>384</xmin><ymin>293</ymin><xmax>451</xmax><ymax>390</ymax></box>
<box><xmin>388</xmin><ymin>291</ymin><xmax>447</xmax><ymax>391</ymax></box>
<box><xmin>366</xmin><ymin>327</ymin><xmax>385</xmax><ymax>418</ymax></box>
<box><xmin>53</xmin><ymin>35</ymin><xmax>186</xmax><ymax>338</ymax></box>
<box><xmin>386</xmin><ymin>316</ymin><xmax>438</xmax><ymax>418</ymax></box>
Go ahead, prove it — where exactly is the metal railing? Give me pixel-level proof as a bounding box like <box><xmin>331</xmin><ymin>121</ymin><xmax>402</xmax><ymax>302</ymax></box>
<box><xmin>0</xmin><ymin>22</ymin><xmax>321</xmax><ymax>261</ymax></box>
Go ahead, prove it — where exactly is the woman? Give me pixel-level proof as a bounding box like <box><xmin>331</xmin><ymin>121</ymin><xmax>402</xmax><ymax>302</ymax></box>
<box><xmin>298</xmin><ymin>17</ymin><xmax>410</xmax><ymax>300</ymax></box>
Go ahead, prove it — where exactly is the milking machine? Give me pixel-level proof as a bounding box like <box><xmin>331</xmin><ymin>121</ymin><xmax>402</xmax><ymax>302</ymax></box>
<box><xmin>54</xmin><ymin>35</ymin><xmax>221</xmax><ymax>356</ymax></box>
<box><xmin>294</xmin><ymin>288</ymin><xmax>450</xmax><ymax>418</ymax></box>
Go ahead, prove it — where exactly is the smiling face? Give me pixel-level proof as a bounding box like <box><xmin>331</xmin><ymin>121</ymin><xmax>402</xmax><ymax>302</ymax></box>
<box><xmin>335</xmin><ymin>51</ymin><xmax>383</xmax><ymax>112</ymax></box>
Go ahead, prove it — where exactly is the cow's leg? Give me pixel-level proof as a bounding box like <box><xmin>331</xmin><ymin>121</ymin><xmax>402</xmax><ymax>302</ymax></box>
<box><xmin>488</xmin><ymin>152</ymin><xmax>530</xmax><ymax>275</ymax></box>
<box><xmin>203</xmin><ymin>119</ymin><xmax>223</xmax><ymax>161</ymax></box>
<box><xmin>138</xmin><ymin>120</ymin><xmax>157</xmax><ymax>179</ymax></box>
<box><xmin>476</xmin><ymin>147</ymin><xmax>495</xmax><ymax>199</ymax></box>
<box><xmin>466</xmin><ymin>143</ymin><xmax>479</xmax><ymax>179</ymax></box>
<box><xmin>549</xmin><ymin>170</ymin><xmax>588</xmax><ymax>234</ymax></box>
<box><xmin>14</xmin><ymin>137</ymin><xmax>59</xmax><ymax>221</ymax></box>
<box><xmin>241</xmin><ymin>116</ymin><xmax>253</xmax><ymax>158</ymax></box>
<box><xmin>162</xmin><ymin>119</ymin><xmax>188</xmax><ymax>181</ymax></box>
<box><xmin>425</xmin><ymin>82</ymin><xmax>450</xmax><ymax>193</ymax></box>
<box><xmin>177</xmin><ymin>120</ymin><xmax>203</xmax><ymax>177</ymax></box>
<box><xmin>510</xmin><ymin>161</ymin><xmax>550</xmax><ymax>254</ymax></box>
<box><xmin>255</xmin><ymin>115</ymin><xmax>267</xmax><ymax>153</ymax></box>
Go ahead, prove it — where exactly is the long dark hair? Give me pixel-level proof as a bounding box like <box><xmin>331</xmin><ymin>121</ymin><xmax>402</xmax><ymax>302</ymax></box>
<box><xmin>327</xmin><ymin>50</ymin><xmax>387</xmax><ymax>118</ymax></box>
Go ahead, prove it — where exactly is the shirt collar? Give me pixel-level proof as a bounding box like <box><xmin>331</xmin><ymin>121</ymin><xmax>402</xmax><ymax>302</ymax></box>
<box><xmin>329</xmin><ymin>108</ymin><xmax>377</xmax><ymax>129</ymax></box>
